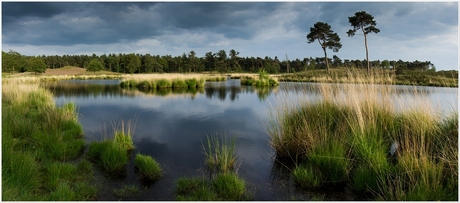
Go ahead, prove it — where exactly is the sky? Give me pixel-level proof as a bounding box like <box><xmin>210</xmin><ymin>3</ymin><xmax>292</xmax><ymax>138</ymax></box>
<box><xmin>2</xmin><ymin>1</ymin><xmax>458</xmax><ymax>70</ymax></box>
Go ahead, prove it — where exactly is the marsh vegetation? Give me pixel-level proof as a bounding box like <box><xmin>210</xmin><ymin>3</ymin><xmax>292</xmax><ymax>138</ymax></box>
<box><xmin>2</xmin><ymin>78</ymin><xmax>95</xmax><ymax>200</ymax></box>
<box><xmin>176</xmin><ymin>133</ymin><xmax>251</xmax><ymax>201</ymax></box>
<box><xmin>2</xmin><ymin>73</ymin><xmax>457</xmax><ymax>200</ymax></box>
<box><xmin>268</xmin><ymin>76</ymin><xmax>458</xmax><ymax>200</ymax></box>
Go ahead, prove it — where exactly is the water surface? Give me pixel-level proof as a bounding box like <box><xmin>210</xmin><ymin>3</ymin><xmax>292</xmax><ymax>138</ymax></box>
<box><xmin>45</xmin><ymin>79</ymin><xmax>458</xmax><ymax>200</ymax></box>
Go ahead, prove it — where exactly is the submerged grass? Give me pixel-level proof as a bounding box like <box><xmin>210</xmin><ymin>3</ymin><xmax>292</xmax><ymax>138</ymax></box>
<box><xmin>175</xmin><ymin>173</ymin><xmax>250</xmax><ymax>201</ymax></box>
<box><xmin>113</xmin><ymin>184</ymin><xmax>142</xmax><ymax>199</ymax></box>
<box><xmin>268</xmin><ymin>73</ymin><xmax>458</xmax><ymax>200</ymax></box>
<box><xmin>2</xmin><ymin>78</ymin><xmax>95</xmax><ymax>200</ymax></box>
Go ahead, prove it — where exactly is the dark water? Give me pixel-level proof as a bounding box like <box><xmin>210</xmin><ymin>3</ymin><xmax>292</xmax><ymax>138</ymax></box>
<box><xmin>45</xmin><ymin>79</ymin><xmax>458</xmax><ymax>201</ymax></box>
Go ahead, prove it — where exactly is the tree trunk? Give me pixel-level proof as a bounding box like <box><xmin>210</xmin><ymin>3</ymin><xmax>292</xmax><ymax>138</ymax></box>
<box><xmin>364</xmin><ymin>33</ymin><xmax>370</xmax><ymax>74</ymax></box>
<box><xmin>323</xmin><ymin>47</ymin><xmax>329</xmax><ymax>73</ymax></box>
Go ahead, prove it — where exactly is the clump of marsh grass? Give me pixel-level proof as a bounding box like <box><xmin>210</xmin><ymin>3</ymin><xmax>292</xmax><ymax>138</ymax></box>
<box><xmin>176</xmin><ymin>132</ymin><xmax>251</xmax><ymax>200</ymax></box>
<box><xmin>175</xmin><ymin>174</ymin><xmax>251</xmax><ymax>201</ymax></box>
<box><xmin>267</xmin><ymin>74</ymin><xmax>458</xmax><ymax>200</ymax></box>
<box><xmin>202</xmin><ymin>133</ymin><xmax>237</xmax><ymax>173</ymax></box>
<box><xmin>111</xmin><ymin>118</ymin><xmax>136</xmax><ymax>151</ymax></box>
<box><xmin>134</xmin><ymin>153</ymin><xmax>162</xmax><ymax>182</ymax></box>
<box><xmin>119</xmin><ymin>74</ymin><xmax>206</xmax><ymax>90</ymax></box>
<box><xmin>212</xmin><ymin>173</ymin><xmax>249</xmax><ymax>200</ymax></box>
<box><xmin>241</xmin><ymin>69</ymin><xmax>278</xmax><ymax>87</ymax></box>
<box><xmin>86</xmin><ymin>140</ymin><xmax>128</xmax><ymax>175</ymax></box>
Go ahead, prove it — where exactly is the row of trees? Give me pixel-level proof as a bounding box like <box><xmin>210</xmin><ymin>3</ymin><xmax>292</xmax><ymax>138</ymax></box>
<box><xmin>2</xmin><ymin>50</ymin><xmax>47</xmax><ymax>74</ymax></box>
<box><xmin>307</xmin><ymin>11</ymin><xmax>380</xmax><ymax>72</ymax></box>
<box><xmin>2</xmin><ymin>49</ymin><xmax>436</xmax><ymax>74</ymax></box>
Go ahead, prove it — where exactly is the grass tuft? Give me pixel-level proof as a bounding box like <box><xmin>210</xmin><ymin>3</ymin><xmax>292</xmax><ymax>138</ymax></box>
<box><xmin>202</xmin><ymin>133</ymin><xmax>237</xmax><ymax>173</ymax></box>
<box><xmin>134</xmin><ymin>153</ymin><xmax>162</xmax><ymax>181</ymax></box>
<box><xmin>87</xmin><ymin>141</ymin><xmax>128</xmax><ymax>175</ymax></box>
<box><xmin>212</xmin><ymin>173</ymin><xmax>249</xmax><ymax>200</ymax></box>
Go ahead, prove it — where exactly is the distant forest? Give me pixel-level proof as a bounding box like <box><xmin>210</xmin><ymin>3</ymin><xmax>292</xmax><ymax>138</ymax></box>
<box><xmin>3</xmin><ymin>49</ymin><xmax>438</xmax><ymax>74</ymax></box>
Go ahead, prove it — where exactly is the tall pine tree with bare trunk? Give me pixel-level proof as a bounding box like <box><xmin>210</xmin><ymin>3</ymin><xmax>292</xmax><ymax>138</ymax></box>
<box><xmin>347</xmin><ymin>11</ymin><xmax>380</xmax><ymax>74</ymax></box>
<box><xmin>306</xmin><ymin>22</ymin><xmax>342</xmax><ymax>73</ymax></box>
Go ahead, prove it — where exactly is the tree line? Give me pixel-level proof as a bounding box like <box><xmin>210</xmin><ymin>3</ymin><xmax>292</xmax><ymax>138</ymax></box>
<box><xmin>2</xmin><ymin>49</ymin><xmax>437</xmax><ymax>74</ymax></box>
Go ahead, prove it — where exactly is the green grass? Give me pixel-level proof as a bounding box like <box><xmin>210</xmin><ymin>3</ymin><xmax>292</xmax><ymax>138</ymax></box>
<box><xmin>293</xmin><ymin>164</ymin><xmax>322</xmax><ymax>188</ymax></box>
<box><xmin>307</xmin><ymin>140</ymin><xmax>350</xmax><ymax>185</ymax></box>
<box><xmin>202</xmin><ymin>133</ymin><xmax>237</xmax><ymax>173</ymax></box>
<box><xmin>134</xmin><ymin>153</ymin><xmax>162</xmax><ymax>181</ymax></box>
<box><xmin>177</xmin><ymin>133</ymin><xmax>250</xmax><ymax>201</ymax></box>
<box><xmin>176</xmin><ymin>178</ymin><xmax>218</xmax><ymax>201</ymax></box>
<box><xmin>268</xmin><ymin>81</ymin><xmax>458</xmax><ymax>200</ymax></box>
<box><xmin>241</xmin><ymin>69</ymin><xmax>278</xmax><ymax>87</ymax></box>
<box><xmin>212</xmin><ymin>173</ymin><xmax>249</xmax><ymax>200</ymax></box>
<box><xmin>175</xmin><ymin>174</ymin><xmax>251</xmax><ymax>201</ymax></box>
<box><xmin>172</xmin><ymin>78</ymin><xmax>188</xmax><ymax>88</ymax></box>
<box><xmin>156</xmin><ymin>78</ymin><xmax>172</xmax><ymax>88</ymax></box>
<box><xmin>87</xmin><ymin>140</ymin><xmax>128</xmax><ymax>175</ymax></box>
<box><xmin>113</xmin><ymin>131</ymin><xmax>134</xmax><ymax>151</ymax></box>
<box><xmin>2</xmin><ymin>80</ymin><xmax>95</xmax><ymax>200</ymax></box>
<box><xmin>113</xmin><ymin>184</ymin><xmax>142</xmax><ymax>199</ymax></box>
<box><xmin>111</xmin><ymin>119</ymin><xmax>136</xmax><ymax>151</ymax></box>
<box><xmin>121</xmin><ymin>77</ymin><xmax>206</xmax><ymax>90</ymax></box>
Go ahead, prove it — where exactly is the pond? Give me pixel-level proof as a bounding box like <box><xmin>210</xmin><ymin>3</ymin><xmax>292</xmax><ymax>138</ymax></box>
<box><xmin>45</xmin><ymin>79</ymin><xmax>458</xmax><ymax>200</ymax></box>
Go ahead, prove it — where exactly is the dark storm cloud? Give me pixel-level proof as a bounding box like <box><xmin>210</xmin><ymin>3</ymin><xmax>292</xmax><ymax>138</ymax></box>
<box><xmin>153</xmin><ymin>2</ymin><xmax>284</xmax><ymax>39</ymax></box>
<box><xmin>2</xmin><ymin>2</ymin><xmax>290</xmax><ymax>46</ymax></box>
<box><xmin>2</xmin><ymin>2</ymin><xmax>66</xmax><ymax>21</ymax></box>
<box><xmin>2</xmin><ymin>2</ymin><xmax>164</xmax><ymax>45</ymax></box>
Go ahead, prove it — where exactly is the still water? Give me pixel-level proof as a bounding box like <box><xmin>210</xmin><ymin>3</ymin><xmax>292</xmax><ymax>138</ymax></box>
<box><xmin>45</xmin><ymin>79</ymin><xmax>458</xmax><ymax>200</ymax></box>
